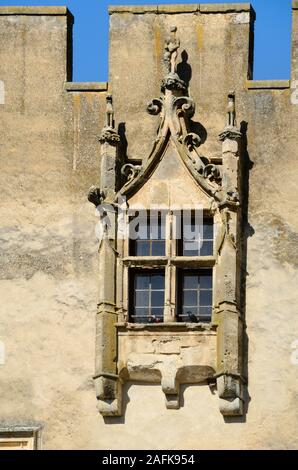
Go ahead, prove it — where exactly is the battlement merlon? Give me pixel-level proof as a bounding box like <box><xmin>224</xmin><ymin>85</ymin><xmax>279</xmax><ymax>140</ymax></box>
<box><xmin>0</xmin><ymin>6</ymin><xmax>74</xmax><ymax>81</ymax></box>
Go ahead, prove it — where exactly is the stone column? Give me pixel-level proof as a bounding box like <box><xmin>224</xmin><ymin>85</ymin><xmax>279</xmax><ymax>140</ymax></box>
<box><xmin>88</xmin><ymin>95</ymin><xmax>122</xmax><ymax>416</ymax></box>
<box><xmin>216</xmin><ymin>92</ymin><xmax>245</xmax><ymax>416</ymax></box>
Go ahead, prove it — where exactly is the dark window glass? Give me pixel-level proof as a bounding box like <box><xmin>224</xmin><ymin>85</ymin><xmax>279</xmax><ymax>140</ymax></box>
<box><xmin>178</xmin><ymin>214</ymin><xmax>214</xmax><ymax>256</ymax></box>
<box><xmin>178</xmin><ymin>270</ymin><xmax>212</xmax><ymax>323</ymax></box>
<box><xmin>130</xmin><ymin>271</ymin><xmax>165</xmax><ymax>323</ymax></box>
<box><xmin>129</xmin><ymin>211</ymin><xmax>166</xmax><ymax>256</ymax></box>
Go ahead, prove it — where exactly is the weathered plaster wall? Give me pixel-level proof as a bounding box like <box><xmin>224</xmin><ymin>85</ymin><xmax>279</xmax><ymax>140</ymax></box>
<box><xmin>0</xmin><ymin>4</ymin><xmax>297</xmax><ymax>449</ymax></box>
<box><xmin>0</xmin><ymin>7</ymin><xmax>108</xmax><ymax>449</ymax></box>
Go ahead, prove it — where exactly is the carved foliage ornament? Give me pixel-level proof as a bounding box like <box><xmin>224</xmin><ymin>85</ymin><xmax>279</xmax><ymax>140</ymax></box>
<box><xmin>118</xmin><ymin>28</ymin><xmax>242</xmax><ymax>208</ymax></box>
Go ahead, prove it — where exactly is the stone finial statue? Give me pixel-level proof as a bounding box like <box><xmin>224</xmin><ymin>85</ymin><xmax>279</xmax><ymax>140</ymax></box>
<box><xmin>99</xmin><ymin>94</ymin><xmax>120</xmax><ymax>144</ymax></box>
<box><xmin>164</xmin><ymin>26</ymin><xmax>180</xmax><ymax>73</ymax></box>
<box><xmin>105</xmin><ymin>94</ymin><xmax>114</xmax><ymax>129</ymax></box>
<box><xmin>219</xmin><ymin>91</ymin><xmax>242</xmax><ymax>142</ymax></box>
<box><xmin>226</xmin><ymin>90</ymin><xmax>236</xmax><ymax>128</ymax></box>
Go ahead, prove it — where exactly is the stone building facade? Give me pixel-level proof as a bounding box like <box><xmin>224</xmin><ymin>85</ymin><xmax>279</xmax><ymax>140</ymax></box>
<box><xmin>0</xmin><ymin>3</ymin><xmax>297</xmax><ymax>450</ymax></box>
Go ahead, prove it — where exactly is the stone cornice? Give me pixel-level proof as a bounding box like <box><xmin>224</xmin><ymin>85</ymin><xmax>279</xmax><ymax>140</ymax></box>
<box><xmin>0</xmin><ymin>6</ymin><xmax>73</xmax><ymax>18</ymax></box>
<box><xmin>247</xmin><ymin>80</ymin><xmax>290</xmax><ymax>90</ymax></box>
<box><xmin>109</xmin><ymin>3</ymin><xmax>254</xmax><ymax>15</ymax></box>
<box><xmin>65</xmin><ymin>82</ymin><xmax>108</xmax><ymax>92</ymax></box>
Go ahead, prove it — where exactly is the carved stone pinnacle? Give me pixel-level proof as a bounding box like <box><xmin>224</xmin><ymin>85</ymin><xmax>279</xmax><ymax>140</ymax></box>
<box><xmin>99</xmin><ymin>94</ymin><xmax>120</xmax><ymax>144</ymax></box>
<box><xmin>219</xmin><ymin>91</ymin><xmax>242</xmax><ymax>141</ymax></box>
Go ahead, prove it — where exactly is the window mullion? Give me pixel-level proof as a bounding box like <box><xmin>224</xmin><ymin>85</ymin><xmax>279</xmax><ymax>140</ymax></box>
<box><xmin>165</xmin><ymin>212</ymin><xmax>176</xmax><ymax>322</ymax></box>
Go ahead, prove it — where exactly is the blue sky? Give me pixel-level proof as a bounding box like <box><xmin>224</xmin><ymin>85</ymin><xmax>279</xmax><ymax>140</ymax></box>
<box><xmin>0</xmin><ymin>0</ymin><xmax>292</xmax><ymax>82</ymax></box>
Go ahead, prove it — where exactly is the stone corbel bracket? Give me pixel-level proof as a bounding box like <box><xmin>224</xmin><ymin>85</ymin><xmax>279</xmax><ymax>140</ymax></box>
<box><xmin>216</xmin><ymin>373</ymin><xmax>245</xmax><ymax>416</ymax></box>
<box><xmin>94</xmin><ymin>373</ymin><xmax>123</xmax><ymax>417</ymax></box>
<box><xmin>118</xmin><ymin>348</ymin><xmax>216</xmax><ymax>412</ymax></box>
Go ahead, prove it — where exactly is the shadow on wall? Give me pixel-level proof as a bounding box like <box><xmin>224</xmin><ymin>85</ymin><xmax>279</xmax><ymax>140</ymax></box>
<box><xmin>178</xmin><ymin>50</ymin><xmax>208</xmax><ymax>144</ymax></box>
<box><xmin>177</xmin><ymin>50</ymin><xmax>192</xmax><ymax>89</ymax></box>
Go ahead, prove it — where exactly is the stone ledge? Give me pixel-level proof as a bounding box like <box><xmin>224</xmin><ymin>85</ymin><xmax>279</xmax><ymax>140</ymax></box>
<box><xmin>247</xmin><ymin>80</ymin><xmax>290</xmax><ymax>90</ymax></box>
<box><xmin>109</xmin><ymin>3</ymin><xmax>252</xmax><ymax>14</ymax></box>
<box><xmin>199</xmin><ymin>3</ymin><xmax>252</xmax><ymax>13</ymax></box>
<box><xmin>65</xmin><ymin>82</ymin><xmax>108</xmax><ymax>92</ymax></box>
<box><xmin>293</xmin><ymin>1</ymin><xmax>298</xmax><ymax>10</ymax></box>
<box><xmin>0</xmin><ymin>421</ymin><xmax>43</xmax><ymax>432</ymax></box>
<box><xmin>0</xmin><ymin>6</ymin><xmax>71</xmax><ymax>16</ymax></box>
<box><xmin>157</xmin><ymin>4</ymin><xmax>199</xmax><ymax>13</ymax></box>
<box><xmin>116</xmin><ymin>322</ymin><xmax>217</xmax><ymax>332</ymax></box>
<box><xmin>109</xmin><ymin>5</ymin><xmax>158</xmax><ymax>14</ymax></box>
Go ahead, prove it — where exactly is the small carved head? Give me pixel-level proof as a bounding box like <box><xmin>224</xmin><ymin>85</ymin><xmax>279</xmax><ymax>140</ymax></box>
<box><xmin>87</xmin><ymin>186</ymin><xmax>105</xmax><ymax>207</ymax></box>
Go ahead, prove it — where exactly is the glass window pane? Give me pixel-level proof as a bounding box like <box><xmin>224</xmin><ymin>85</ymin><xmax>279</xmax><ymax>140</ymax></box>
<box><xmin>203</xmin><ymin>221</ymin><xmax>214</xmax><ymax>239</ymax></box>
<box><xmin>183</xmin><ymin>240</ymin><xmax>200</xmax><ymax>256</ymax></box>
<box><xmin>179</xmin><ymin>270</ymin><xmax>213</xmax><ymax>323</ymax></box>
<box><xmin>151</xmin><ymin>307</ymin><xmax>164</xmax><ymax>317</ymax></box>
<box><xmin>150</xmin><ymin>221</ymin><xmax>159</xmax><ymax>240</ymax></box>
<box><xmin>199</xmin><ymin>306</ymin><xmax>212</xmax><ymax>319</ymax></box>
<box><xmin>138</xmin><ymin>215</ymin><xmax>149</xmax><ymax>240</ymax></box>
<box><xmin>130</xmin><ymin>212</ymin><xmax>166</xmax><ymax>255</ymax></box>
<box><xmin>179</xmin><ymin>214</ymin><xmax>214</xmax><ymax>257</ymax></box>
<box><xmin>199</xmin><ymin>273</ymin><xmax>212</xmax><ymax>289</ymax></box>
<box><xmin>183</xmin><ymin>290</ymin><xmax>198</xmax><ymax>307</ymax></box>
<box><xmin>199</xmin><ymin>306</ymin><xmax>212</xmax><ymax>316</ymax></box>
<box><xmin>133</xmin><ymin>307</ymin><xmax>149</xmax><ymax>317</ymax></box>
<box><xmin>151</xmin><ymin>291</ymin><xmax>164</xmax><ymax>307</ymax></box>
<box><xmin>158</xmin><ymin>216</ymin><xmax>166</xmax><ymax>240</ymax></box>
<box><xmin>135</xmin><ymin>274</ymin><xmax>150</xmax><ymax>289</ymax></box>
<box><xmin>151</xmin><ymin>241</ymin><xmax>165</xmax><ymax>256</ymax></box>
<box><xmin>135</xmin><ymin>241</ymin><xmax>150</xmax><ymax>256</ymax></box>
<box><xmin>200</xmin><ymin>241</ymin><xmax>213</xmax><ymax>256</ymax></box>
<box><xmin>200</xmin><ymin>290</ymin><xmax>212</xmax><ymax>306</ymax></box>
<box><xmin>151</xmin><ymin>274</ymin><xmax>165</xmax><ymax>290</ymax></box>
<box><xmin>183</xmin><ymin>274</ymin><xmax>198</xmax><ymax>289</ymax></box>
<box><xmin>135</xmin><ymin>291</ymin><xmax>149</xmax><ymax>307</ymax></box>
<box><xmin>131</xmin><ymin>271</ymin><xmax>165</xmax><ymax>323</ymax></box>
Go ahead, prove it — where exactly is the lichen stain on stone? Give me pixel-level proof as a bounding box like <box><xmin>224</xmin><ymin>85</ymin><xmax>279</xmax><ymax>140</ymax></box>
<box><xmin>256</xmin><ymin>213</ymin><xmax>298</xmax><ymax>268</ymax></box>
<box><xmin>73</xmin><ymin>92</ymin><xmax>81</xmax><ymax>114</ymax></box>
<box><xmin>197</xmin><ymin>24</ymin><xmax>204</xmax><ymax>51</ymax></box>
<box><xmin>270</xmin><ymin>216</ymin><xmax>298</xmax><ymax>267</ymax></box>
<box><xmin>154</xmin><ymin>19</ymin><xmax>162</xmax><ymax>70</ymax></box>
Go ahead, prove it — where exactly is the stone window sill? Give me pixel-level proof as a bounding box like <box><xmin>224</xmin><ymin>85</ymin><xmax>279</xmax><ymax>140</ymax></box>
<box><xmin>116</xmin><ymin>322</ymin><xmax>217</xmax><ymax>332</ymax></box>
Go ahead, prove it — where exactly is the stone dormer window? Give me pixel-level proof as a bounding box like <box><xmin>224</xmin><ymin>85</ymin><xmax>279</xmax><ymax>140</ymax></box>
<box><xmin>88</xmin><ymin>26</ymin><xmax>246</xmax><ymax>418</ymax></box>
